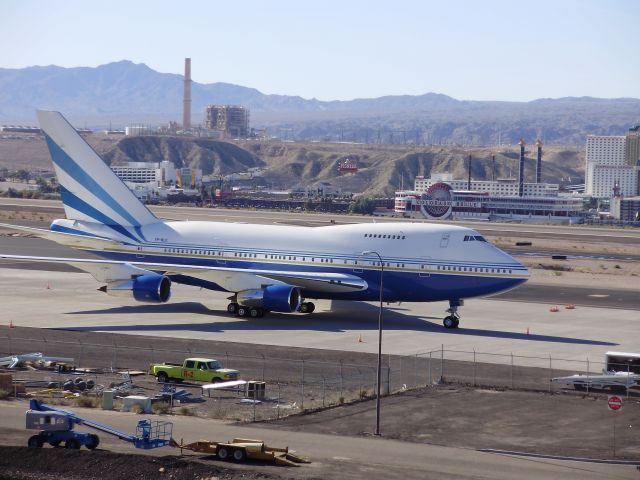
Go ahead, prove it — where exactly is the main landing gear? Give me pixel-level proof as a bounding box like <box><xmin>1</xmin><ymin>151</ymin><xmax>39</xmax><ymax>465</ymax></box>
<box><xmin>443</xmin><ymin>299</ymin><xmax>463</xmax><ymax>329</ymax></box>
<box><xmin>226</xmin><ymin>302</ymin><xmax>264</xmax><ymax>318</ymax></box>
<box><xmin>225</xmin><ymin>301</ymin><xmax>316</xmax><ymax>317</ymax></box>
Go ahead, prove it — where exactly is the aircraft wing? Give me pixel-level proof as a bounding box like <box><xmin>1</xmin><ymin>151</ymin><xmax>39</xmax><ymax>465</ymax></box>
<box><xmin>0</xmin><ymin>254</ymin><xmax>368</xmax><ymax>293</ymax></box>
<box><xmin>0</xmin><ymin>222</ymin><xmax>123</xmax><ymax>250</ymax></box>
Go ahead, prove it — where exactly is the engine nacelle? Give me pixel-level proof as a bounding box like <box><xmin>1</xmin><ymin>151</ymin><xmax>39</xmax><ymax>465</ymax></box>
<box><xmin>236</xmin><ymin>285</ymin><xmax>302</xmax><ymax>313</ymax></box>
<box><xmin>99</xmin><ymin>274</ymin><xmax>171</xmax><ymax>303</ymax></box>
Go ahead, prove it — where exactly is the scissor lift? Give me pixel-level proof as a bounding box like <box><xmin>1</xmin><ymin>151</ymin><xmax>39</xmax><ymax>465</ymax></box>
<box><xmin>25</xmin><ymin>399</ymin><xmax>172</xmax><ymax>450</ymax></box>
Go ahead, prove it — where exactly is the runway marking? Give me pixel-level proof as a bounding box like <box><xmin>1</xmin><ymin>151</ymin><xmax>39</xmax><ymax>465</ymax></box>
<box><xmin>588</xmin><ymin>294</ymin><xmax>609</xmax><ymax>298</ymax></box>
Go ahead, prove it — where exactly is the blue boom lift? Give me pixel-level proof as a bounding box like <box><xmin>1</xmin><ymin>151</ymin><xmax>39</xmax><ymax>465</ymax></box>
<box><xmin>25</xmin><ymin>399</ymin><xmax>172</xmax><ymax>450</ymax></box>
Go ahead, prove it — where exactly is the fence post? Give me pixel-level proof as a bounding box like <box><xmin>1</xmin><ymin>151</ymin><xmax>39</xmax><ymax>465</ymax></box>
<box><xmin>627</xmin><ymin>363</ymin><xmax>631</xmax><ymax>399</ymax></box>
<box><xmin>150</xmin><ymin>345</ymin><xmax>154</xmax><ymax>365</ymax></box>
<box><xmin>261</xmin><ymin>354</ymin><xmax>265</xmax><ymax>382</ymax></box>
<box><xmin>322</xmin><ymin>377</ymin><xmax>326</xmax><ymax>407</ymax></box>
<box><xmin>339</xmin><ymin>361</ymin><xmax>343</xmax><ymax>400</ymax></box>
<box><xmin>441</xmin><ymin>344</ymin><xmax>444</xmax><ymax>381</ymax></box>
<box><xmin>277</xmin><ymin>382</ymin><xmax>281</xmax><ymax>420</ymax></box>
<box><xmin>473</xmin><ymin>349</ymin><xmax>476</xmax><ymax>387</ymax></box>
<box><xmin>586</xmin><ymin>358</ymin><xmax>590</xmax><ymax>395</ymax></box>
<box><xmin>548</xmin><ymin>354</ymin><xmax>552</xmax><ymax>393</ymax></box>
<box><xmin>429</xmin><ymin>351</ymin><xmax>432</xmax><ymax>385</ymax></box>
<box><xmin>78</xmin><ymin>340</ymin><xmax>83</xmax><ymax>369</ymax></box>
<box><xmin>510</xmin><ymin>353</ymin><xmax>514</xmax><ymax>389</ymax></box>
<box><xmin>301</xmin><ymin>360</ymin><xmax>305</xmax><ymax>410</ymax></box>
<box><xmin>113</xmin><ymin>343</ymin><xmax>118</xmax><ymax>371</ymax></box>
<box><xmin>414</xmin><ymin>354</ymin><xmax>417</xmax><ymax>389</ymax></box>
<box><xmin>7</xmin><ymin>333</ymin><xmax>11</xmax><ymax>356</ymax></box>
<box><xmin>386</xmin><ymin>365</ymin><xmax>390</xmax><ymax>395</ymax></box>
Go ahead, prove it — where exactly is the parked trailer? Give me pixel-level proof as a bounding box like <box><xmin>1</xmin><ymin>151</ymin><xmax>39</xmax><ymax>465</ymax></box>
<box><xmin>170</xmin><ymin>437</ymin><xmax>309</xmax><ymax>467</ymax></box>
<box><xmin>552</xmin><ymin>351</ymin><xmax>640</xmax><ymax>391</ymax></box>
<box><xmin>26</xmin><ymin>399</ymin><xmax>172</xmax><ymax>450</ymax></box>
<box><xmin>552</xmin><ymin>372</ymin><xmax>640</xmax><ymax>391</ymax></box>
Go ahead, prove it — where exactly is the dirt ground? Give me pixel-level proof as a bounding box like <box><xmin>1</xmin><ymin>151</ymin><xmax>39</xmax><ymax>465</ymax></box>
<box><xmin>0</xmin><ymin>446</ymin><xmax>284</xmax><ymax>480</ymax></box>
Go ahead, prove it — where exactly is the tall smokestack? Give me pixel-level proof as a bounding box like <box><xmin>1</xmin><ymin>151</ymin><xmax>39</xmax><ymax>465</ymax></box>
<box><xmin>467</xmin><ymin>154</ymin><xmax>472</xmax><ymax>190</ymax></box>
<box><xmin>535</xmin><ymin>139</ymin><xmax>543</xmax><ymax>184</ymax></box>
<box><xmin>518</xmin><ymin>139</ymin><xmax>525</xmax><ymax>197</ymax></box>
<box><xmin>183</xmin><ymin>58</ymin><xmax>192</xmax><ymax>131</ymax></box>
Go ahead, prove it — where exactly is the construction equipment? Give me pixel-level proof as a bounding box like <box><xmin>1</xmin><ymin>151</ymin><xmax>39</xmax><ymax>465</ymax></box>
<box><xmin>25</xmin><ymin>399</ymin><xmax>172</xmax><ymax>450</ymax></box>
<box><xmin>170</xmin><ymin>437</ymin><xmax>310</xmax><ymax>467</ymax></box>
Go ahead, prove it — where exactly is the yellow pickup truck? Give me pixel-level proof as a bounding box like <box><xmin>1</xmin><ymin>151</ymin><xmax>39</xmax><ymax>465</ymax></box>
<box><xmin>149</xmin><ymin>358</ymin><xmax>239</xmax><ymax>383</ymax></box>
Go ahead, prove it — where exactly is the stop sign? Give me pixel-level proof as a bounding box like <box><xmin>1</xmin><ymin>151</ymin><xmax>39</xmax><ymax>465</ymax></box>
<box><xmin>608</xmin><ymin>395</ymin><xmax>623</xmax><ymax>411</ymax></box>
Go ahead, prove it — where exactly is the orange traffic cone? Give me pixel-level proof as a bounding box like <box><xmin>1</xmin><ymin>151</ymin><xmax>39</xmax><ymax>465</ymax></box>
<box><xmin>357</xmin><ymin>334</ymin><xmax>364</xmax><ymax>343</ymax></box>
<box><xmin>526</xmin><ymin>327</ymin><xmax>530</xmax><ymax>335</ymax></box>
<box><xmin>549</xmin><ymin>306</ymin><xmax>559</xmax><ymax>312</ymax></box>
<box><xmin>46</xmin><ymin>283</ymin><xmax>51</xmax><ymax>290</ymax></box>
<box><xmin>9</xmin><ymin>319</ymin><xmax>14</xmax><ymax>328</ymax></box>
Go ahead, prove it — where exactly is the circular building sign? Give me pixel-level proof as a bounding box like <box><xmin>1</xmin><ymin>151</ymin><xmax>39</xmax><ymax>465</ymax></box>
<box><xmin>419</xmin><ymin>182</ymin><xmax>453</xmax><ymax>219</ymax></box>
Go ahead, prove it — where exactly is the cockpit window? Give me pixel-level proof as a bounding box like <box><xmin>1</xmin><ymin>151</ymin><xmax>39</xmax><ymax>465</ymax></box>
<box><xmin>464</xmin><ymin>235</ymin><xmax>487</xmax><ymax>242</ymax></box>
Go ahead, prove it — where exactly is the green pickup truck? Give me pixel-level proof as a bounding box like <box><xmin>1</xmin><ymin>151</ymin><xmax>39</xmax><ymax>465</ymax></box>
<box><xmin>148</xmin><ymin>357</ymin><xmax>240</xmax><ymax>383</ymax></box>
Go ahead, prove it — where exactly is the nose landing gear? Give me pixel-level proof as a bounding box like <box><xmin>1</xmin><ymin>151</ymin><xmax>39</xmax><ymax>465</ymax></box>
<box><xmin>443</xmin><ymin>299</ymin><xmax>463</xmax><ymax>329</ymax></box>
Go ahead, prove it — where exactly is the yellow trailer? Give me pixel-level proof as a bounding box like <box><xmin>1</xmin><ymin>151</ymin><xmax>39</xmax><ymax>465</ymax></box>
<box><xmin>170</xmin><ymin>437</ymin><xmax>309</xmax><ymax>466</ymax></box>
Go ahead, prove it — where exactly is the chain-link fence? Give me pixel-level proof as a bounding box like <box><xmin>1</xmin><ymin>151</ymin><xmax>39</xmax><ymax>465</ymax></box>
<box><xmin>1</xmin><ymin>334</ymin><xmax>624</xmax><ymax>422</ymax></box>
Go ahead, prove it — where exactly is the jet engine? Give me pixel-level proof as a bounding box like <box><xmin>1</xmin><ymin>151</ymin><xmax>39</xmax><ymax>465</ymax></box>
<box><xmin>99</xmin><ymin>274</ymin><xmax>171</xmax><ymax>303</ymax></box>
<box><xmin>236</xmin><ymin>285</ymin><xmax>302</xmax><ymax>313</ymax></box>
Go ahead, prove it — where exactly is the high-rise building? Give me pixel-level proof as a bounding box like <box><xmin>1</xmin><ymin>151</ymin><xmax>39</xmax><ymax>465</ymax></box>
<box><xmin>585</xmin><ymin>134</ymin><xmax>640</xmax><ymax>198</ymax></box>
<box><xmin>204</xmin><ymin>105</ymin><xmax>249</xmax><ymax>138</ymax></box>
<box><xmin>626</xmin><ymin>126</ymin><xmax>640</xmax><ymax>167</ymax></box>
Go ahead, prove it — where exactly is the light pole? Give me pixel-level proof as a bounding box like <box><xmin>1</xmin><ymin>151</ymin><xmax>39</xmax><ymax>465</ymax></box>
<box><xmin>362</xmin><ymin>250</ymin><xmax>383</xmax><ymax>436</ymax></box>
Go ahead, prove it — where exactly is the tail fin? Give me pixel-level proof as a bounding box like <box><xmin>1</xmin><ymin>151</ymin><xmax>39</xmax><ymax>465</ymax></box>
<box><xmin>37</xmin><ymin>110</ymin><xmax>158</xmax><ymax>227</ymax></box>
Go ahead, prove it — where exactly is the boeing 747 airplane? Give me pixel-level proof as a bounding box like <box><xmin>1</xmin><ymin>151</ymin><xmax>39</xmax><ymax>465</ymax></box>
<box><xmin>0</xmin><ymin>111</ymin><xmax>529</xmax><ymax>328</ymax></box>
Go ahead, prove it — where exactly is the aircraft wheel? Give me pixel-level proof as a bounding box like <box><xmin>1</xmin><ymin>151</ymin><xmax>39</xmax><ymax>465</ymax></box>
<box><xmin>237</xmin><ymin>306</ymin><xmax>248</xmax><ymax>317</ymax></box>
<box><xmin>453</xmin><ymin>318</ymin><xmax>460</xmax><ymax>328</ymax></box>
<box><xmin>227</xmin><ymin>302</ymin><xmax>239</xmax><ymax>314</ymax></box>
<box><xmin>443</xmin><ymin>316</ymin><xmax>457</xmax><ymax>329</ymax></box>
<box><xmin>306</xmin><ymin>302</ymin><xmax>315</xmax><ymax>313</ymax></box>
<box><xmin>249</xmin><ymin>307</ymin><xmax>262</xmax><ymax>318</ymax></box>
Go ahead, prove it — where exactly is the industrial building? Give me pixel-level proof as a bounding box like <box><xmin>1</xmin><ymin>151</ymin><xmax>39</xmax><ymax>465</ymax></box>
<box><xmin>611</xmin><ymin>196</ymin><xmax>640</xmax><ymax>221</ymax></box>
<box><xmin>204</xmin><ymin>105</ymin><xmax>250</xmax><ymax>138</ymax></box>
<box><xmin>585</xmin><ymin>128</ymin><xmax>640</xmax><ymax>198</ymax></box>
<box><xmin>110</xmin><ymin>161</ymin><xmax>201</xmax><ymax>200</ymax></box>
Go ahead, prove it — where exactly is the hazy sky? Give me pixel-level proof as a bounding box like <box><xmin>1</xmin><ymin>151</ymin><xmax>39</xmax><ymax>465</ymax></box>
<box><xmin>1</xmin><ymin>0</ymin><xmax>638</xmax><ymax>101</ymax></box>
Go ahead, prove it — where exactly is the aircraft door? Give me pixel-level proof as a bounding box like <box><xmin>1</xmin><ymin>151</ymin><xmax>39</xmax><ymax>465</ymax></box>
<box><xmin>136</xmin><ymin>246</ymin><xmax>145</xmax><ymax>259</ymax></box>
<box><xmin>439</xmin><ymin>233</ymin><xmax>450</xmax><ymax>248</ymax></box>
<box><xmin>419</xmin><ymin>256</ymin><xmax>431</xmax><ymax>277</ymax></box>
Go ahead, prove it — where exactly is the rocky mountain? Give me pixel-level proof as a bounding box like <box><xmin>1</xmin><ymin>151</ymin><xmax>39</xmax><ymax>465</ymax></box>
<box><xmin>1</xmin><ymin>60</ymin><xmax>638</xmax><ymax>145</ymax></box>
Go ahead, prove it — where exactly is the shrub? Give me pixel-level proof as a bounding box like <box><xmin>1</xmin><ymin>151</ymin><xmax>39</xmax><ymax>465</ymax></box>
<box><xmin>152</xmin><ymin>402</ymin><xmax>171</xmax><ymax>414</ymax></box>
<box><xmin>76</xmin><ymin>396</ymin><xmax>98</xmax><ymax>408</ymax></box>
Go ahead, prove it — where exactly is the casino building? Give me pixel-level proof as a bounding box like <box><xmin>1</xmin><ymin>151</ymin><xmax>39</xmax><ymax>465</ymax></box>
<box><xmin>394</xmin><ymin>142</ymin><xmax>584</xmax><ymax>223</ymax></box>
